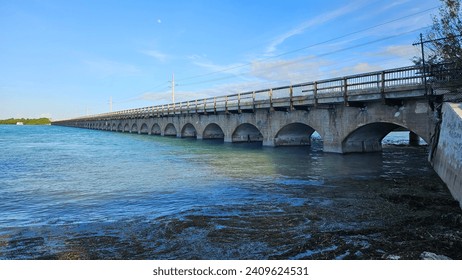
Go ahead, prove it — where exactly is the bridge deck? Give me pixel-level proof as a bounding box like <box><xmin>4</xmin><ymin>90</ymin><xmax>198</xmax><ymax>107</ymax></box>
<box><xmin>57</xmin><ymin>65</ymin><xmax>428</xmax><ymax>121</ymax></box>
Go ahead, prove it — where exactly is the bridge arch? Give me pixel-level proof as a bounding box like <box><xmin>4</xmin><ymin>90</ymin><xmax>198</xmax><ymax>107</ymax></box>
<box><xmin>232</xmin><ymin>123</ymin><xmax>263</xmax><ymax>143</ymax></box>
<box><xmin>140</xmin><ymin>123</ymin><xmax>149</xmax><ymax>134</ymax></box>
<box><xmin>151</xmin><ymin>123</ymin><xmax>161</xmax><ymax>135</ymax></box>
<box><xmin>203</xmin><ymin>123</ymin><xmax>224</xmax><ymax>139</ymax></box>
<box><xmin>123</xmin><ymin>123</ymin><xmax>130</xmax><ymax>133</ymax></box>
<box><xmin>274</xmin><ymin>122</ymin><xmax>317</xmax><ymax>146</ymax></box>
<box><xmin>131</xmin><ymin>123</ymin><xmax>138</xmax><ymax>133</ymax></box>
<box><xmin>117</xmin><ymin>123</ymin><xmax>123</xmax><ymax>132</ymax></box>
<box><xmin>181</xmin><ymin>123</ymin><xmax>197</xmax><ymax>138</ymax></box>
<box><xmin>164</xmin><ymin>123</ymin><xmax>177</xmax><ymax>137</ymax></box>
<box><xmin>341</xmin><ymin>122</ymin><xmax>426</xmax><ymax>153</ymax></box>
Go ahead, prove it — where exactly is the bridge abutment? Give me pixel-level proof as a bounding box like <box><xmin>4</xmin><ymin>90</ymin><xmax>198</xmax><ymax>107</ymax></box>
<box><xmin>431</xmin><ymin>102</ymin><xmax>462</xmax><ymax>208</ymax></box>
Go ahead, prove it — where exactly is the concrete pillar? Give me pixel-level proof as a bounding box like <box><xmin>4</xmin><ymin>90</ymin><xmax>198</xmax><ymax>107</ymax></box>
<box><xmin>409</xmin><ymin>131</ymin><xmax>420</xmax><ymax>146</ymax></box>
<box><xmin>263</xmin><ymin>139</ymin><xmax>275</xmax><ymax>147</ymax></box>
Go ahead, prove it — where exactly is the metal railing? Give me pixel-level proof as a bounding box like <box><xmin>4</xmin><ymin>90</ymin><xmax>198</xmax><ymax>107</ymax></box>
<box><xmin>56</xmin><ymin>65</ymin><xmax>427</xmax><ymax>123</ymax></box>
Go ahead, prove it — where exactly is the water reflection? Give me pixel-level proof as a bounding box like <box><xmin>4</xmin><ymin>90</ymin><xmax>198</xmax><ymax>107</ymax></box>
<box><xmin>0</xmin><ymin>126</ymin><xmax>458</xmax><ymax>260</ymax></box>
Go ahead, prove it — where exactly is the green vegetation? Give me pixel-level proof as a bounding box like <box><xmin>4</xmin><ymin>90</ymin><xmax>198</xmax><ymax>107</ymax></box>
<box><xmin>0</xmin><ymin>118</ymin><xmax>51</xmax><ymax>125</ymax></box>
<box><xmin>425</xmin><ymin>0</ymin><xmax>462</xmax><ymax>66</ymax></box>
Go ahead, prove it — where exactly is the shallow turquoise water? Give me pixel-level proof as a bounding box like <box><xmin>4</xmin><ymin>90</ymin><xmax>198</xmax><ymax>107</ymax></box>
<box><xmin>0</xmin><ymin>125</ymin><xmax>450</xmax><ymax>259</ymax></box>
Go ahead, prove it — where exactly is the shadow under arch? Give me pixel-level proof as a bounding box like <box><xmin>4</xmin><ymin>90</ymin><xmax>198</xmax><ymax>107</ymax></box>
<box><xmin>131</xmin><ymin>123</ymin><xmax>138</xmax><ymax>133</ymax></box>
<box><xmin>274</xmin><ymin>122</ymin><xmax>322</xmax><ymax>147</ymax></box>
<box><xmin>140</xmin><ymin>123</ymin><xmax>149</xmax><ymax>134</ymax></box>
<box><xmin>232</xmin><ymin>123</ymin><xmax>263</xmax><ymax>143</ymax></box>
<box><xmin>203</xmin><ymin>123</ymin><xmax>224</xmax><ymax>140</ymax></box>
<box><xmin>181</xmin><ymin>123</ymin><xmax>197</xmax><ymax>138</ymax></box>
<box><xmin>151</xmin><ymin>123</ymin><xmax>161</xmax><ymax>135</ymax></box>
<box><xmin>342</xmin><ymin>122</ymin><xmax>426</xmax><ymax>153</ymax></box>
<box><xmin>123</xmin><ymin>123</ymin><xmax>130</xmax><ymax>133</ymax></box>
<box><xmin>164</xmin><ymin>123</ymin><xmax>177</xmax><ymax>137</ymax></box>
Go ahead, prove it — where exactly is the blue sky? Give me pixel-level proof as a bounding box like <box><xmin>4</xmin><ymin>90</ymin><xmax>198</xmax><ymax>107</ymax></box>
<box><xmin>0</xmin><ymin>0</ymin><xmax>441</xmax><ymax>120</ymax></box>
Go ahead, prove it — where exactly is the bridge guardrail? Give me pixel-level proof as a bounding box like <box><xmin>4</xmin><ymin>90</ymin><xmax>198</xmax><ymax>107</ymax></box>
<box><xmin>56</xmin><ymin>65</ymin><xmax>428</xmax><ymax>123</ymax></box>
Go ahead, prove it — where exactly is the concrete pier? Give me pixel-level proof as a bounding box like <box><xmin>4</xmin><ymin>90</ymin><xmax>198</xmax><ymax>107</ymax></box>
<box><xmin>431</xmin><ymin>103</ymin><xmax>462</xmax><ymax>208</ymax></box>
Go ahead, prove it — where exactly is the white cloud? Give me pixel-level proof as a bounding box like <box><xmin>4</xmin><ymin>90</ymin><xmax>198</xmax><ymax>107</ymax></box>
<box><xmin>328</xmin><ymin>63</ymin><xmax>383</xmax><ymax>77</ymax></box>
<box><xmin>265</xmin><ymin>0</ymin><xmax>370</xmax><ymax>55</ymax></box>
<box><xmin>188</xmin><ymin>54</ymin><xmax>248</xmax><ymax>77</ymax></box>
<box><xmin>142</xmin><ymin>49</ymin><xmax>169</xmax><ymax>62</ymax></box>
<box><xmin>251</xmin><ymin>57</ymin><xmax>331</xmax><ymax>84</ymax></box>
<box><xmin>379</xmin><ymin>45</ymin><xmax>419</xmax><ymax>58</ymax></box>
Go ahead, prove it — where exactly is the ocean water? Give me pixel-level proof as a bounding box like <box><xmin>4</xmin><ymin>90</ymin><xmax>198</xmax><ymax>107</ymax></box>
<box><xmin>0</xmin><ymin>125</ymin><xmax>455</xmax><ymax>259</ymax></box>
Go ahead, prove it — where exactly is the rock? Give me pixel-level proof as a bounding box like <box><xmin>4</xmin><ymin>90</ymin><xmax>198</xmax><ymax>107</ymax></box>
<box><xmin>420</xmin><ymin>251</ymin><xmax>452</xmax><ymax>260</ymax></box>
<box><xmin>386</xmin><ymin>254</ymin><xmax>401</xmax><ymax>260</ymax></box>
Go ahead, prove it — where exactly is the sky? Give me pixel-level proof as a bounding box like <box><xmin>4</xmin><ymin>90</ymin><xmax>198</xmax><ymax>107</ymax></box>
<box><xmin>0</xmin><ymin>0</ymin><xmax>442</xmax><ymax>120</ymax></box>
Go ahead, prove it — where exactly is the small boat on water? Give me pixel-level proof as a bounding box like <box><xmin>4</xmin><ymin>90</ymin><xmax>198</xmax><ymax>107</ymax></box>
<box><xmin>16</xmin><ymin>122</ymin><xmax>24</xmax><ymax>125</ymax></box>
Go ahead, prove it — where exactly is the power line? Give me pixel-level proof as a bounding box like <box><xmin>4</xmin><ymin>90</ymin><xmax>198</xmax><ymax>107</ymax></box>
<box><xmin>176</xmin><ymin>6</ymin><xmax>439</xmax><ymax>84</ymax></box>
<box><xmin>120</xmin><ymin>5</ymin><xmax>438</xmax><ymax>103</ymax></box>
<box><xmin>180</xmin><ymin>26</ymin><xmax>429</xmax><ymax>87</ymax></box>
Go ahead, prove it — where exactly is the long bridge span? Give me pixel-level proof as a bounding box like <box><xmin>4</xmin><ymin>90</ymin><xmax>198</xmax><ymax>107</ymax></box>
<box><xmin>53</xmin><ymin>65</ymin><xmax>434</xmax><ymax>153</ymax></box>
<box><xmin>52</xmin><ymin>65</ymin><xmax>462</xmax><ymax>207</ymax></box>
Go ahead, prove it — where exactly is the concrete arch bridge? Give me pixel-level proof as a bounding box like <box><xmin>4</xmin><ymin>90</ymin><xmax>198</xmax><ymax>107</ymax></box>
<box><xmin>56</xmin><ymin>66</ymin><xmax>434</xmax><ymax>154</ymax></box>
<box><xmin>53</xmin><ymin>64</ymin><xmax>462</xmax><ymax>207</ymax></box>
<box><xmin>54</xmin><ymin>67</ymin><xmax>434</xmax><ymax>153</ymax></box>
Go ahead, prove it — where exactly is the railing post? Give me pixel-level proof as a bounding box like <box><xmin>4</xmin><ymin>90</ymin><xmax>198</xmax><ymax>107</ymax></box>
<box><xmin>238</xmin><ymin>93</ymin><xmax>241</xmax><ymax>113</ymax></box>
<box><xmin>203</xmin><ymin>98</ymin><xmax>207</xmax><ymax>114</ymax></box>
<box><xmin>314</xmin><ymin>82</ymin><xmax>318</xmax><ymax>107</ymax></box>
<box><xmin>195</xmin><ymin>100</ymin><xmax>198</xmax><ymax>114</ymax></box>
<box><xmin>289</xmin><ymin>86</ymin><xmax>294</xmax><ymax>111</ymax></box>
<box><xmin>269</xmin><ymin>88</ymin><xmax>274</xmax><ymax>111</ymax></box>
<box><xmin>187</xmin><ymin>101</ymin><xmax>190</xmax><ymax>114</ymax></box>
<box><xmin>343</xmin><ymin>77</ymin><xmax>348</xmax><ymax>106</ymax></box>
<box><xmin>381</xmin><ymin>71</ymin><xmax>386</xmax><ymax>103</ymax></box>
<box><xmin>214</xmin><ymin>97</ymin><xmax>217</xmax><ymax>114</ymax></box>
<box><xmin>252</xmin><ymin>91</ymin><xmax>256</xmax><ymax>112</ymax></box>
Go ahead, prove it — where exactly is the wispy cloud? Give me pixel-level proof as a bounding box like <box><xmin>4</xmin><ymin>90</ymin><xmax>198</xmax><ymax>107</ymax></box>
<box><xmin>142</xmin><ymin>49</ymin><xmax>169</xmax><ymax>62</ymax></box>
<box><xmin>377</xmin><ymin>45</ymin><xmax>419</xmax><ymax>59</ymax></box>
<box><xmin>251</xmin><ymin>57</ymin><xmax>331</xmax><ymax>84</ymax></box>
<box><xmin>83</xmin><ymin>58</ymin><xmax>140</xmax><ymax>77</ymax></box>
<box><xmin>188</xmin><ymin>54</ymin><xmax>249</xmax><ymax>77</ymax></box>
<box><xmin>265</xmin><ymin>0</ymin><xmax>370</xmax><ymax>55</ymax></box>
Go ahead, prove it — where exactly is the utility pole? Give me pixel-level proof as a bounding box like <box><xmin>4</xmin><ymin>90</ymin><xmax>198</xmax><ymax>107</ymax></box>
<box><xmin>171</xmin><ymin>73</ymin><xmax>175</xmax><ymax>104</ymax></box>
<box><xmin>169</xmin><ymin>73</ymin><xmax>178</xmax><ymax>106</ymax></box>
<box><xmin>413</xmin><ymin>33</ymin><xmax>427</xmax><ymax>95</ymax></box>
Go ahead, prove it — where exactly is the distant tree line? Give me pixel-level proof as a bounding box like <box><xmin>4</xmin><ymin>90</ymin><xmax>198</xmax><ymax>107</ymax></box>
<box><xmin>0</xmin><ymin>118</ymin><xmax>51</xmax><ymax>125</ymax></box>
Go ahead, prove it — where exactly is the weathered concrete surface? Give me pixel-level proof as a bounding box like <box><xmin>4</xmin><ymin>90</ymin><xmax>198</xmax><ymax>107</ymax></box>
<box><xmin>54</xmin><ymin>99</ymin><xmax>433</xmax><ymax>154</ymax></box>
<box><xmin>431</xmin><ymin>102</ymin><xmax>462</xmax><ymax>208</ymax></box>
